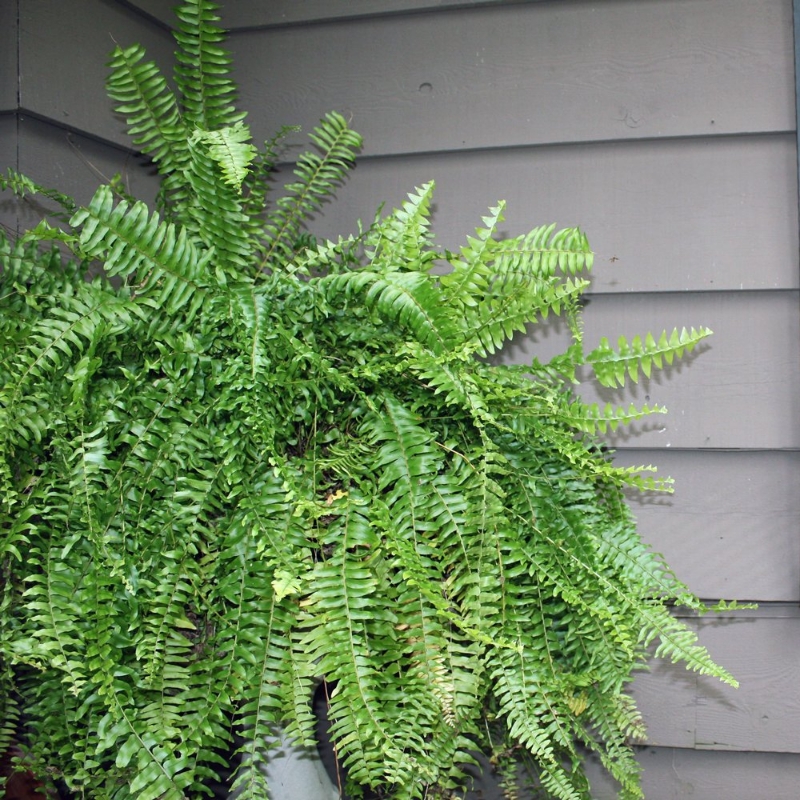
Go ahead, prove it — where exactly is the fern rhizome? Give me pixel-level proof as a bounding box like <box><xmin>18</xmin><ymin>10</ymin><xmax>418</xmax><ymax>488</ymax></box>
<box><xmin>0</xmin><ymin>2</ymin><xmax>734</xmax><ymax>799</ymax></box>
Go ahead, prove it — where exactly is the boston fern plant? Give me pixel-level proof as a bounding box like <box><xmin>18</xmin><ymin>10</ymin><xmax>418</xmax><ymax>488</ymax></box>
<box><xmin>0</xmin><ymin>2</ymin><xmax>735</xmax><ymax>799</ymax></box>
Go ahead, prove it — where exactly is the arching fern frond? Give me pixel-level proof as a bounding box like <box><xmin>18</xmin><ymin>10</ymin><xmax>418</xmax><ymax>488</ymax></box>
<box><xmin>464</xmin><ymin>275</ymin><xmax>590</xmax><ymax>357</ymax></box>
<box><xmin>192</xmin><ymin>122</ymin><xmax>257</xmax><ymax>193</ymax></box>
<box><xmin>106</xmin><ymin>44</ymin><xmax>188</xmax><ymax>175</ymax></box>
<box><xmin>493</xmin><ymin>224</ymin><xmax>593</xmax><ymax>279</ymax></box>
<box><xmin>259</xmin><ymin>112</ymin><xmax>363</xmax><ymax>269</ymax></box>
<box><xmin>173</xmin><ymin>0</ymin><xmax>244</xmax><ymax>130</ymax></box>
<box><xmin>556</xmin><ymin>398</ymin><xmax>667</xmax><ymax>436</ymax></box>
<box><xmin>0</xmin><ymin>168</ymin><xmax>77</xmax><ymax>218</ymax></box>
<box><xmin>324</xmin><ymin>270</ymin><xmax>458</xmax><ymax>355</ymax></box>
<box><xmin>587</xmin><ymin>326</ymin><xmax>713</xmax><ymax>388</ymax></box>
<box><xmin>184</xmin><ymin>131</ymin><xmax>253</xmax><ymax>271</ymax></box>
<box><xmin>366</xmin><ymin>182</ymin><xmax>437</xmax><ymax>272</ymax></box>
<box><xmin>70</xmin><ymin>185</ymin><xmax>212</xmax><ymax>319</ymax></box>
<box><xmin>439</xmin><ymin>202</ymin><xmax>506</xmax><ymax>306</ymax></box>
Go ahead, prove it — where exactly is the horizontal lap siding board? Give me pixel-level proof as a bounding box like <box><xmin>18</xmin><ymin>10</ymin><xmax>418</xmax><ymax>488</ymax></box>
<box><xmin>614</xmin><ymin>450</ymin><xmax>800</xmax><ymax>603</ymax></box>
<box><xmin>17</xmin><ymin>0</ymin><xmax>174</xmax><ymax>149</ymax></box>
<box><xmin>293</xmin><ymin>133</ymin><xmax>799</xmax><ymax>293</ymax></box>
<box><xmin>0</xmin><ymin>1</ymin><xmax>17</xmax><ymax>232</ymax></box>
<box><xmin>230</xmin><ymin>0</ymin><xmax>794</xmax><ymax>157</ymax></box>
<box><xmin>586</xmin><ymin>749</ymin><xmax>800</xmax><ymax>800</ymax></box>
<box><xmin>631</xmin><ymin>610</ymin><xmax>800</xmax><ymax>753</ymax></box>
<box><xmin>0</xmin><ymin>1</ymin><xmax>17</xmax><ymax>113</ymax></box>
<box><xmin>15</xmin><ymin>116</ymin><xmax>161</xmax><ymax>218</ymax></box>
<box><xmin>128</xmin><ymin>0</ymin><xmax>549</xmax><ymax>29</ymax></box>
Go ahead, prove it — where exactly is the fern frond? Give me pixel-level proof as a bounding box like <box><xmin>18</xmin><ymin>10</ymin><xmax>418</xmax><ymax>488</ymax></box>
<box><xmin>173</xmin><ymin>0</ymin><xmax>244</xmax><ymax>130</ymax></box>
<box><xmin>70</xmin><ymin>186</ymin><xmax>212</xmax><ymax>318</ymax></box>
<box><xmin>192</xmin><ymin>122</ymin><xmax>257</xmax><ymax>193</ymax></box>
<box><xmin>557</xmin><ymin>398</ymin><xmax>667</xmax><ymax>435</ymax></box>
<box><xmin>106</xmin><ymin>44</ymin><xmax>188</xmax><ymax>174</ymax></box>
<box><xmin>587</xmin><ymin>327</ymin><xmax>713</xmax><ymax>388</ymax></box>
<box><xmin>13</xmin><ymin>544</ymin><xmax>90</xmax><ymax>695</ymax></box>
<box><xmin>494</xmin><ymin>224</ymin><xmax>593</xmax><ymax>279</ymax></box>
<box><xmin>367</xmin><ymin>182</ymin><xmax>437</xmax><ymax>272</ymax></box>
<box><xmin>98</xmin><ymin>701</ymin><xmax>191</xmax><ymax>800</ymax></box>
<box><xmin>184</xmin><ymin>132</ymin><xmax>253</xmax><ymax>270</ymax></box>
<box><xmin>0</xmin><ymin>234</ymin><xmax>83</xmax><ymax>344</ymax></box>
<box><xmin>324</xmin><ymin>270</ymin><xmax>458</xmax><ymax>355</ymax></box>
<box><xmin>641</xmin><ymin>605</ymin><xmax>737</xmax><ymax>685</ymax></box>
<box><xmin>0</xmin><ymin>669</ymin><xmax>19</xmax><ymax>760</ymax></box>
<box><xmin>259</xmin><ymin>112</ymin><xmax>362</xmax><ymax>269</ymax></box>
<box><xmin>0</xmin><ymin>168</ymin><xmax>77</xmax><ymax>216</ymax></box>
<box><xmin>439</xmin><ymin>202</ymin><xmax>506</xmax><ymax>306</ymax></box>
<box><xmin>466</xmin><ymin>276</ymin><xmax>590</xmax><ymax>357</ymax></box>
<box><xmin>489</xmin><ymin>649</ymin><xmax>583</xmax><ymax>800</ymax></box>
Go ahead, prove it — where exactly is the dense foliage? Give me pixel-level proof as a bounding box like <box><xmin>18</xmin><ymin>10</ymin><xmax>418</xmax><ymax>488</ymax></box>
<box><xmin>0</xmin><ymin>2</ymin><xmax>734</xmax><ymax>798</ymax></box>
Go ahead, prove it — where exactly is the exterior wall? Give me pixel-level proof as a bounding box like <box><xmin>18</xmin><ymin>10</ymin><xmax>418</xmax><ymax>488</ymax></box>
<box><xmin>0</xmin><ymin>0</ymin><xmax>166</xmax><ymax>237</ymax></box>
<box><xmin>2</xmin><ymin>1</ymin><xmax>799</xmax><ymax>797</ymax></box>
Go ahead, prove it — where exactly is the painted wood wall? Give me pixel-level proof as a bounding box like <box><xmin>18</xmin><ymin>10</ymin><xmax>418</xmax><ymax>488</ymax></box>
<box><xmin>2</xmin><ymin>1</ymin><xmax>799</xmax><ymax>797</ymax></box>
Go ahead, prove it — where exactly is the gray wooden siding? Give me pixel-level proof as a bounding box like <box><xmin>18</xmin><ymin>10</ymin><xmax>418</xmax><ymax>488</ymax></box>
<box><xmin>3</xmin><ymin>1</ymin><xmax>798</xmax><ymax>798</ymax></box>
<box><xmin>18</xmin><ymin>1</ymin><xmax>174</xmax><ymax>150</ymax></box>
<box><xmin>228</xmin><ymin>0</ymin><xmax>794</xmax><ymax>156</ymax></box>
<box><xmin>0</xmin><ymin>1</ymin><xmax>17</xmax><ymax>114</ymax></box>
<box><xmin>1</xmin><ymin>1</ymin><xmax>165</xmax><ymax>237</ymax></box>
<box><xmin>587</xmin><ymin>748</ymin><xmax>800</xmax><ymax>800</ymax></box>
<box><xmin>616</xmin><ymin>450</ymin><xmax>800</xmax><ymax>602</ymax></box>
<box><xmin>285</xmin><ymin>134</ymin><xmax>800</xmax><ymax>293</ymax></box>
<box><xmin>0</xmin><ymin>116</ymin><xmax>17</xmax><ymax>235</ymax></box>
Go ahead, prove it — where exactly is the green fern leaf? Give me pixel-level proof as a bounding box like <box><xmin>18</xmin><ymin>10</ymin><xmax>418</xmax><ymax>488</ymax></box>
<box><xmin>439</xmin><ymin>202</ymin><xmax>506</xmax><ymax>306</ymax></box>
<box><xmin>184</xmin><ymin>134</ymin><xmax>253</xmax><ymax>270</ymax></box>
<box><xmin>325</xmin><ymin>270</ymin><xmax>458</xmax><ymax>355</ymax></box>
<box><xmin>106</xmin><ymin>44</ymin><xmax>188</xmax><ymax>173</ymax></box>
<box><xmin>557</xmin><ymin>398</ymin><xmax>667</xmax><ymax>435</ymax></box>
<box><xmin>70</xmin><ymin>186</ymin><xmax>212</xmax><ymax>318</ymax></box>
<box><xmin>587</xmin><ymin>327</ymin><xmax>713</xmax><ymax>388</ymax></box>
<box><xmin>259</xmin><ymin>112</ymin><xmax>362</xmax><ymax>269</ymax></box>
<box><xmin>0</xmin><ymin>168</ymin><xmax>77</xmax><ymax>217</ymax></box>
<box><xmin>367</xmin><ymin>182</ymin><xmax>437</xmax><ymax>272</ymax></box>
<box><xmin>192</xmin><ymin>122</ymin><xmax>257</xmax><ymax>193</ymax></box>
<box><xmin>173</xmin><ymin>0</ymin><xmax>245</xmax><ymax>129</ymax></box>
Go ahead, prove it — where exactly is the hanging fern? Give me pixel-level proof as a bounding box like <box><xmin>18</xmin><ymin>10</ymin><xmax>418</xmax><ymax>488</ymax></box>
<box><xmin>0</xmin><ymin>2</ymin><xmax>733</xmax><ymax>799</ymax></box>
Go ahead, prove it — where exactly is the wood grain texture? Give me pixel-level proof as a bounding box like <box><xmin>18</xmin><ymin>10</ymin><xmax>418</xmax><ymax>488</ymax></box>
<box><xmin>0</xmin><ymin>1</ymin><xmax>18</xmax><ymax>113</ymax></box>
<box><xmin>631</xmin><ymin>612</ymin><xmax>800</xmax><ymax>753</ymax></box>
<box><xmin>496</xmin><ymin>290</ymin><xmax>800</xmax><ymax>450</ymax></box>
<box><xmin>232</xmin><ymin>0</ymin><xmax>795</xmax><ymax>158</ymax></box>
<box><xmin>586</xmin><ymin>747</ymin><xmax>800</xmax><ymax>800</ymax></box>
<box><xmin>127</xmin><ymin>0</ymin><xmax>532</xmax><ymax>29</ymax></box>
<box><xmin>14</xmin><ymin>116</ymin><xmax>160</xmax><ymax>222</ymax></box>
<box><xmin>18</xmin><ymin>0</ymin><xmax>174</xmax><ymax>148</ymax></box>
<box><xmin>293</xmin><ymin>133</ymin><xmax>798</xmax><ymax>293</ymax></box>
<box><xmin>614</xmin><ymin>450</ymin><xmax>800</xmax><ymax>602</ymax></box>
<box><xmin>8</xmin><ymin>115</ymin><xmax>159</xmax><ymax>241</ymax></box>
